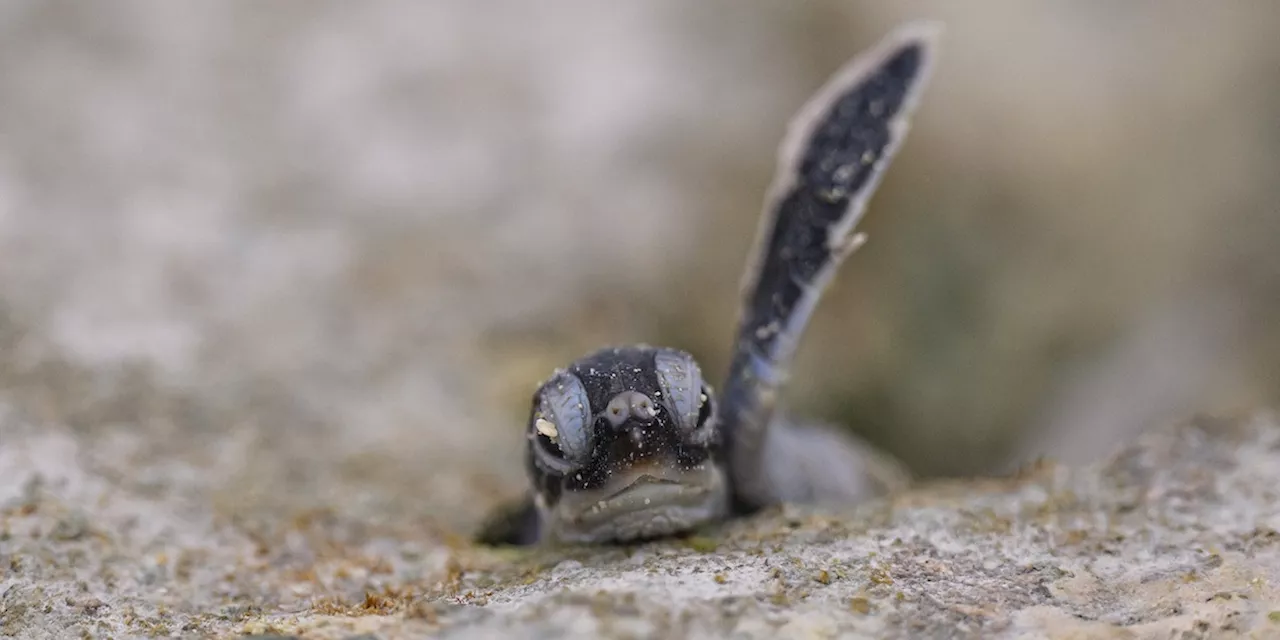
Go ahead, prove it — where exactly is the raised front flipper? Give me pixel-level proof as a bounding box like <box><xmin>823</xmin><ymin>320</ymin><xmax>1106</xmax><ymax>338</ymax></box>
<box><xmin>721</xmin><ymin>22</ymin><xmax>941</xmax><ymax>510</ymax></box>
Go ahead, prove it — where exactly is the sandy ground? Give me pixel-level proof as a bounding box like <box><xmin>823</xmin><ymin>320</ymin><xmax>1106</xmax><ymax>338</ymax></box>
<box><xmin>4</xmin><ymin>399</ymin><xmax>1279</xmax><ymax>637</ymax></box>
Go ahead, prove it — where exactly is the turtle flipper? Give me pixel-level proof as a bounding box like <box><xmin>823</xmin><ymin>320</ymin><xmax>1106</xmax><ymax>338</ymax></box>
<box><xmin>721</xmin><ymin>22</ymin><xmax>941</xmax><ymax>510</ymax></box>
<box><xmin>474</xmin><ymin>493</ymin><xmax>543</xmax><ymax>546</ymax></box>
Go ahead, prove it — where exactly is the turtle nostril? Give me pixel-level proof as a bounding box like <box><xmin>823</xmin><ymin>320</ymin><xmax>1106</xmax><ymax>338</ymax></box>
<box><xmin>627</xmin><ymin>391</ymin><xmax>657</xmax><ymax>423</ymax></box>
<box><xmin>604</xmin><ymin>391</ymin><xmax>658</xmax><ymax>427</ymax></box>
<box><xmin>604</xmin><ymin>395</ymin><xmax>631</xmax><ymax>427</ymax></box>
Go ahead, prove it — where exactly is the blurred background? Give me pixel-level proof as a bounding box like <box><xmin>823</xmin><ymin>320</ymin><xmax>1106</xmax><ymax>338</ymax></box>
<box><xmin>1</xmin><ymin>1</ymin><xmax>1278</xmax><ymax>535</ymax></box>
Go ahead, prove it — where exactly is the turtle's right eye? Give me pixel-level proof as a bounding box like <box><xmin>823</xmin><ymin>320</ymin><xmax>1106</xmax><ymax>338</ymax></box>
<box><xmin>654</xmin><ymin>349</ymin><xmax>706</xmax><ymax>433</ymax></box>
<box><xmin>528</xmin><ymin>371</ymin><xmax>593</xmax><ymax>475</ymax></box>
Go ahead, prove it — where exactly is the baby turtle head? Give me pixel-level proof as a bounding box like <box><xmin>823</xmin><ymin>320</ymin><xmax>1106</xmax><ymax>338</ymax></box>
<box><xmin>525</xmin><ymin>345</ymin><xmax>730</xmax><ymax>543</ymax></box>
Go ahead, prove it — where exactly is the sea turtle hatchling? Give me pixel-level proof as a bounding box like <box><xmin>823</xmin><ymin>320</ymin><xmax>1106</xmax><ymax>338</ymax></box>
<box><xmin>477</xmin><ymin>21</ymin><xmax>941</xmax><ymax>546</ymax></box>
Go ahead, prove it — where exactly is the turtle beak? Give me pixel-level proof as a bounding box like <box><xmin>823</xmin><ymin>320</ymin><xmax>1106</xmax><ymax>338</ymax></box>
<box><xmin>601</xmin><ymin>473</ymin><xmax>682</xmax><ymax>500</ymax></box>
<box><xmin>547</xmin><ymin>462</ymin><xmax>729</xmax><ymax>543</ymax></box>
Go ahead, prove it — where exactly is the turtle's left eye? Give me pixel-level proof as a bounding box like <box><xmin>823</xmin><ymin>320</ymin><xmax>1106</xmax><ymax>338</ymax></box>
<box><xmin>528</xmin><ymin>371</ymin><xmax>593</xmax><ymax>475</ymax></box>
<box><xmin>695</xmin><ymin>384</ymin><xmax>715</xmax><ymax>429</ymax></box>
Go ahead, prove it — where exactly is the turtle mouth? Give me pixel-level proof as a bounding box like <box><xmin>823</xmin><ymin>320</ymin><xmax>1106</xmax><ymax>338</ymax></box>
<box><xmin>596</xmin><ymin>474</ymin><xmax>701</xmax><ymax>508</ymax></box>
<box><xmin>548</xmin><ymin>463</ymin><xmax>729</xmax><ymax>543</ymax></box>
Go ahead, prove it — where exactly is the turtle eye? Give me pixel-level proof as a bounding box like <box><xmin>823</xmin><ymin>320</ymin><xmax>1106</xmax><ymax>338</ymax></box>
<box><xmin>653</xmin><ymin>349</ymin><xmax>705</xmax><ymax>432</ymax></box>
<box><xmin>695</xmin><ymin>384</ymin><xmax>715</xmax><ymax>428</ymax></box>
<box><xmin>529</xmin><ymin>371</ymin><xmax>593</xmax><ymax>474</ymax></box>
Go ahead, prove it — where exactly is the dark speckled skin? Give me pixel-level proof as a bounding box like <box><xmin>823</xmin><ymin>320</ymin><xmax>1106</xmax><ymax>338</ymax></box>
<box><xmin>524</xmin><ymin>346</ymin><xmax>720</xmax><ymax>513</ymax></box>
<box><xmin>731</xmin><ymin>45</ymin><xmax>921</xmax><ymax>362</ymax></box>
<box><xmin>476</xmin><ymin>22</ymin><xmax>939</xmax><ymax>546</ymax></box>
<box><xmin>722</xmin><ymin>24</ymin><xmax>938</xmax><ymax>510</ymax></box>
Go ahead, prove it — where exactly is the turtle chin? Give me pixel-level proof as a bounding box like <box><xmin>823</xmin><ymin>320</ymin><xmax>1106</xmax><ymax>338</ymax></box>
<box><xmin>545</xmin><ymin>463</ymin><xmax>730</xmax><ymax>544</ymax></box>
